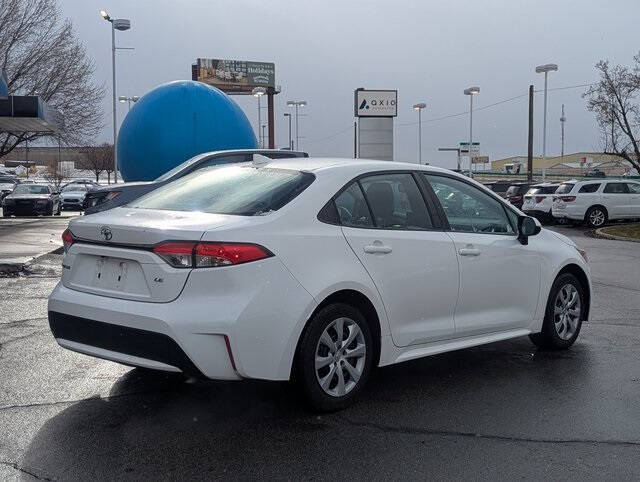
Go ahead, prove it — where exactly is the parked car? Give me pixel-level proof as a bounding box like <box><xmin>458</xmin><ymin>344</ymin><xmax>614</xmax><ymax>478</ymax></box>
<box><xmin>2</xmin><ymin>183</ymin><xmax>60</xmax><ymax>217</ymax></box>
<box><xmin>83</xmin><ymin>149</ymin><xmax>308</xmax><ymax>215</ymax></box>
<box><xmin>59</xmin><ymin>184</ymin><xmax>90</xmax><ymax>211</ymax></box>
<box><xmin>505</xmin><ymin>182</ymin><xmax>533</xmax><ymax>209</ymax></box>
<box><xmin>552</xmin><ymin>179</ymin><xmax>640</xmax><ymax>228</ymax></box>
<box><xmin>483</xmin><ymin>180</ymin><xmax>513</xmax><ymax>198</ymax></box>
<box><xmin>61</xmin><ymin>179</ymin><xmax>99</xmax><ymax>191</ymax></box>
<box><xmin>49</xmin><ymin>159</ymin><xmax>591</xmax><ymax>411</ymax></box>
<box><xmin>521</xmin><ymin>183</ymin><xmax>560</xmax><ymax>222</ymax></box>
<box><xmin>0</xmin><ymin>175</ymin><xmax>18</xmax><ymax>201</ymax></box>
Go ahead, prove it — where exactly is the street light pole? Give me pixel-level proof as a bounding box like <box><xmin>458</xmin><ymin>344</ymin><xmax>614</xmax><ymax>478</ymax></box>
<box><xmin>536</xmin><ymin>63</ymin><xmax>558</xmax><ymax>181</ymax></box>
<box><xmin>252</xmin><ymin>87</ymin><xmax>266</xmax><ymax>148</ymax></box>
<box><xmin>284</xmin><ymin>113</ymin><xmax>292</xmax><ymax>150</ymax></box>
<box><xmin>287</xmin><ymin>100</ymin><xmax>307</xmax><ymax>150</ymax></box>
<box><xmin>463</xmin><ymin>87</ymin><xmax>480</xmax><ymax>177</ymax></box>
<box><xmin>413</xmin><ymin>103</ymin><xmax>426</xmax><ymax>164</ymax></box>
<box><xmin>101</xmin><ymin>10</ymin><xmax>131</xmax><ymax>183</ymax></box>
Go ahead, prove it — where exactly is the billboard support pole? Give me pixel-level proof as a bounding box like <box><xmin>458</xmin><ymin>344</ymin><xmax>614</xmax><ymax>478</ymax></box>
<box><xmin>353</xmin><ymin>121</ymin><xmax>357</xmax><ymax>158</ymax></box>
<box><xmin>527</xmin><ymin>84</ymin><xmax>534</xmax><ymax>182</ymax></box>
<box><xmin>267</xmin><ymin>92</ymin><xmax>275</xmax><ymax>149</ymax></box>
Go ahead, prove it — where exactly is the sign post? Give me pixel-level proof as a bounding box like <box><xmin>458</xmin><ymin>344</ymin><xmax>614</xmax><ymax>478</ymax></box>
<box><xmin>354</xmin><ymin>89</ymin><xmax>397</xmax><ymax>161</ymax></box>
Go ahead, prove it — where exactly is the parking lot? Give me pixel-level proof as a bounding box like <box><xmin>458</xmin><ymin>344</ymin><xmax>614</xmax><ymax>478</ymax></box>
<box><xmin>1</xmin><ymin>216</ymin><xmax>639</xmax><ymax>480</ymax></box>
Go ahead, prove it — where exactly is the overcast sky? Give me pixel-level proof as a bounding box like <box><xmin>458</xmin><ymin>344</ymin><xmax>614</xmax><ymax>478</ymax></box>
<box><xmin>61</xmin><ymin>0</ymin><xmax>639</xmax><ymax>168</ymax></box>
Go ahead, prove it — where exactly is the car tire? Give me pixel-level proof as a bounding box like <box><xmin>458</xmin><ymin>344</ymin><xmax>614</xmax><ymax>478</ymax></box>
<box><xmin>585</xmin><ymin>206</ymin><xmax>607</xmax><ymax>228</ymax></box>
<box><xmin>529</xmin><ymin>273</ymin><xmax>586</xmax><ymax>350</ymax></box>
<box><xmin>296</xmin><ymin>303</ymin><xmax>374</xmax><ymax>412</ymax></box>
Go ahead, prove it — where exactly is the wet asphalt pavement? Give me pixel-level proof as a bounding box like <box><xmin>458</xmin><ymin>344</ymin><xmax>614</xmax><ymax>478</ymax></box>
<box><xmin>1</xmin><ymin>222</ymin><xmax>639</xmax><ymax>480</ymax></box>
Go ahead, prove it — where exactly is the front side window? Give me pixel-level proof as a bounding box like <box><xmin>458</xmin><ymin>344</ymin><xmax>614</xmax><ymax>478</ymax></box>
<box><xmin>603</xmin><ymin>182</ymin><xmax>629</xmax><ymax>194</ymax></box>
<box><xmin>131</xmin><ymin>165</ymin><xmax>314</xmax><ymax>215</ymax></box>
<box><xmin>425</xmin><ymin>175</ymin><xmax>515</xmax><ymax>234</ymax></box>
<box><xmin>359</xmin><ymin>173</ymin><xmax>433</xmax><ymax>230</ymax></box>
<box><xmin>579</xmin><ymin>183</ymin><xmax>601</xmax><ymax>193</ymax></box>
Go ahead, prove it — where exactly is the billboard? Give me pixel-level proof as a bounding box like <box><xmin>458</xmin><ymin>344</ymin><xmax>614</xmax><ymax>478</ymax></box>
<box><xmin>354</xmin><ymin>89</ymin><xmax>397</xmax><ymax>117</ymax></box>
<box><xmin>193</xmin><ymin>58</ymin><xmax>275</xmax><ymax>94</ymax></box>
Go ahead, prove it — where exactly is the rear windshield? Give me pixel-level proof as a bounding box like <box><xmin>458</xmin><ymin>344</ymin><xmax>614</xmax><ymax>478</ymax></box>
<box><xmin>506</xmin><ymin>185</ymin><xmax>527</xmax><ymax>195</ymax></box>
<box><xmin>0</xmin><ymin>177</ymin><xmax>17</xmax><ymax>184</ymax></box>
<box><xmin>131</xmin><ymin>165</ymin><xmax>314</xmax><ymax>215</ymax></box>
<box><xmin>527</xmin><ymin>185</ymin><xmax>558</xmax><ymax>195</ymax></box>
<box><xmin>556</xmin><ymin>183</ymin><xmax>575</xmax><ymax>194</ymax></box>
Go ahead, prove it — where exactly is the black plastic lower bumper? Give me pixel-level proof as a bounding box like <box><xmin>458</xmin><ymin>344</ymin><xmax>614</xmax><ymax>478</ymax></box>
<box><xmin>48</xmin><ymin>311</ymin><xmax>204</xmax><ymax>377</ymax></box>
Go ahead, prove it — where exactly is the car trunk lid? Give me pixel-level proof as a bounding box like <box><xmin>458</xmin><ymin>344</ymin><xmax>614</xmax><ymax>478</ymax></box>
<box><xmin>62</xmin><ymin>208</ymin><xmax>246</xmax><ymax>302</ymax></box>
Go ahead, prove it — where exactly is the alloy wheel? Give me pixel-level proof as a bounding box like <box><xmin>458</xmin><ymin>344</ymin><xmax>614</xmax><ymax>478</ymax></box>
<box><xmin>314</xmin><ymin>317</ymin><xmax>366</xmax><ymax>397</ymax></box>
<box><xmin>589</xmin><ymin>209</ymin><xmax>605</xmax><ymax>227</ymax></box>
<box><xmin>554</xmin><ymin>283</ymin><xmax>581</xmax><ymax>340</ymax></box>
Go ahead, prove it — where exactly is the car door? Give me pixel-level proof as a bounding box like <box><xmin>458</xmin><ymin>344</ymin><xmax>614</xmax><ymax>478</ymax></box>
<box><xmin>336</xmin><ymin>172</ymin><xmax>459</xmax><ymax>347</ymax></box>
<box><xmin>602</xmin><ymin>182</ymin><xmax>630</xmax><ymax>218</ymax></box>
<box><xmin>423</xmin><ymin>174</ymin><xmax>541</xmax><ymax>337</ymax></box>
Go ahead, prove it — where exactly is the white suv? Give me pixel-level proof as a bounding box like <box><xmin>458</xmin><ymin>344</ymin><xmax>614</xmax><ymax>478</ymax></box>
<box><xmin>552</xmin><ymin>179</ymin><xmax>640</xmax><ymax>228</ymax></box>
<box><xmin>522</xmin><ymin>183</ymin><xmax>560</xmax><ymax>222</ymax></box>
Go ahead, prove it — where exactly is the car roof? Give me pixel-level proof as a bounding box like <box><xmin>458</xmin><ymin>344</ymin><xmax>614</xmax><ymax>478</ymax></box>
<box><xmin>262</xmin><ymin>157</ymin><xmax>453</xmax><ymax>175</ymax></box>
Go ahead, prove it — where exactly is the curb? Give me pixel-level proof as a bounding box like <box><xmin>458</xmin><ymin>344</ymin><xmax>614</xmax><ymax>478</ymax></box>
<box><xmin>595</xmin><ymin>227</ymin><xmax>640</xmax><ymax>244</ymax></box>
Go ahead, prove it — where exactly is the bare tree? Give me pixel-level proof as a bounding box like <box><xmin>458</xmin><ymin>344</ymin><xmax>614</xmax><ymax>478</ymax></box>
<box><xmin>100</xmin><ymin>143</ymin><xmax>115</xmax><ymax>184</ymax></box>
<box><xmin>0</xmin><ymin>0</ymin><xmax>104</xmax><ymax>157</ymax></box>
<box><xmin>584</xmin><ymin>54</ymin><xmax>640</xmax><ymax>173</ymax></box>
<box><xmin>42</xmin><ymin>159</ymin><xmax>73</xmax><ymax>190</ymax></box>
<box><xmin>79</xmin><ymin>143</ymin><xmax>113</xmax><ymax>182</ymax></box>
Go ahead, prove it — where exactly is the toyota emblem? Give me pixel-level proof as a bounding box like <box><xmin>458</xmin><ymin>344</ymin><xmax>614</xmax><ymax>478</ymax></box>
<box><xmin>100</xmin><ymin>226</ymin><xmax>113</xmax><ymax>241</ymax></box>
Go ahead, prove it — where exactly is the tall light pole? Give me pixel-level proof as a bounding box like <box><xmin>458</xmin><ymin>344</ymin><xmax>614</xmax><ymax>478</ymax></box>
<box><xmin>252</xmin><ymin>87</ymin><xmax>266</xmax><ymax>147</ymax></box>
<box><xmin>535</xmin><ymin>63</ymin><xmax>558</xmax><ymax>181</ymax></box>
<box><xmin>463</xmin><ymin>86</ymin><xmax>480</xmax><ymax>177</ymax></box>
<box><xmin>118</xmin><ymin>95</ymin><xmax>139</xmax><ymax>111</ymax></box>
<box><xmin>413</xmin><ymin>103</ymin><xmax>426</xmax><ymax>164</ymax></box>
<box><xmin>283</xmin><ymin>113</ymin><xmax>292</xmax><ymax>150</ymax></box>
<box><xmin>261</xmin><ymin>125</ymin><xmax>266</xmax><ymax>147</ymax></box>
<box><xmin>560</xmin><ymin>104</ymin><xmax>566</xmax><ymax>162</ymax></box>
<box><xmin>287</xmin><ymin>100</ymin><xmax>307</xmax><ymax>150</ymax></box>
<box><xmin>101</xmin><ymin>10</ymin><xmax>131</xmax><ymax>183</ymax></box>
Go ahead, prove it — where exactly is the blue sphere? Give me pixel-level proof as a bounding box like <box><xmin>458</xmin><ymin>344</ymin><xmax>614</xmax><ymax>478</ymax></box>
<box><xmin>117</xmin><ymin>80</ymin><xmax>257</xmax><ymax>181</ymax></box>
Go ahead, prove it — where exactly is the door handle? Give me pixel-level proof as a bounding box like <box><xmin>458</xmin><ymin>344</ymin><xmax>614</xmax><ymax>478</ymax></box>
<box><xmin>364</xmin><ymin>244</ymin><xmax>392</xmax><ymax>254</ymax></box>
<box><xmin>458</xmin><ymin>247</ymin><xmax>481</xmax><ymax>256</ymax></box>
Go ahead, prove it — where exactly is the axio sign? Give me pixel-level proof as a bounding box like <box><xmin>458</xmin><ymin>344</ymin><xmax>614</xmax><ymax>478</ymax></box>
<box><xmin>354</xmin><ymin>89</ymin><xmax>397</xmax><ymax>117</ymax></box>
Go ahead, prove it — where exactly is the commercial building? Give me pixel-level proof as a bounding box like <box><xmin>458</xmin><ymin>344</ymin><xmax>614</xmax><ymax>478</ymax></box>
<box><xmin>491</xmin><ymin>152</ymin><xmax>637</xmax><ymax>176</ymax></box>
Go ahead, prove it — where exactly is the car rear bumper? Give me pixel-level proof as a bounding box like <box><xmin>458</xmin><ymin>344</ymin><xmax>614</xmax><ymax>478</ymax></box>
<box><xmin>47</xmin><ymin>257</ymin><xmax>316</xmax><ymax>381</ymax></box>
<box><xmin>552</xmin><ymin>206</ymin><xmax>584</xmax><ymax>221</ymax></box>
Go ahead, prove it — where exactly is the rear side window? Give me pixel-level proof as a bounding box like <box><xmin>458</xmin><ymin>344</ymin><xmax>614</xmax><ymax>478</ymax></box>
<box><xmin>359</xmin><ymin>174</ymin><xmax>433</xmax><ymax>230</ymax></box>
<box><xmin>603</xmin><ymin>182</ymin><xmax>629</xmax><ymax>194</ymax></box>
<box><xmin>131</xmin><ymin>165</ymin><xmax>314</xmax><ymax>215</ymax></box>
<box><xmin>629</xmin><ymin>183</ymin><xmax>640</xmax><ymax>194</ymax></box>
<box><xmin>334</xmin><ymin>182</ymin><xmax>374</xmax><ymax>228</ymax></box>
<box><xmin>578</xmin><ymin>183</ymin><xmax>600</xmax><ymax>193</ymax></box>
<box><xmin>556</xmin><ymin>183</ymin><xmax>575</xmax><ymax>194</ymax></box>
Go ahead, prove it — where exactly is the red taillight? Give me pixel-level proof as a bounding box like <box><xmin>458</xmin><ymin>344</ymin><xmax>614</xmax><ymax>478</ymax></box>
<box><xmin>152</xmin><ymin>241</ymin><xmax>271</xmax><ymax>268</ymax></box>
<box><xmin>561</xmin><ymin>196</ymin><xmax>576</xmax><ymax>202</ymax></box>
<box><xmin>152</xmin><ymin>242</ymin><xmax>196</xmax><ymax>268</ymax></box>
<box><xmin>195</xmin><ymin>243</ymin><xmax>271</xmax><ymax>267</ymax></box>
<box><xmin>62</xmin><ymin>229</ymin><xmax>75</xmax><ymax>253</ymax></box>
<box><xmin>535</xmin><ymin>196</ymin><xmax>545</xmax><ymax>203</ymax></box>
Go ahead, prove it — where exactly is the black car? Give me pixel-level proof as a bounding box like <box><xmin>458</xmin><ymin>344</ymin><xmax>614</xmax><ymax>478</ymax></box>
<box><xmin>2</xmin><ymin>183</ymin><xmax>61</xmax><ymax>217</ymax></box>
<box><xmin>483</xmin><ymin>180</ymin><xmax>514</xmax><ymax>198</ymax></box>
<box><xmin>505</xmin><ymin>182</ymin><xmax>533</xmax><ymax>209</ymax></box>
<box><xmin>83</xmin><ymin>149</ymin><xmax>309</xmax><ymax>214</ymax></box>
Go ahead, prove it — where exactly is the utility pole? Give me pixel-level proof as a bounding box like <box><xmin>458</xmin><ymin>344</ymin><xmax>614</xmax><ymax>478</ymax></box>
<box><xmin>560</xmin><ymin>104</ymin><xmax>566</xmax><ymax>161</ymax></box>
<box><xmin>527</xmin><ymin>85</ymin><xmax>534</xmax><ymax>182</ymax></box>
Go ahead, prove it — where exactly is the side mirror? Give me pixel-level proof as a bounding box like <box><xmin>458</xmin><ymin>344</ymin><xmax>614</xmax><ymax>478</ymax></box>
<box><xmin>517</xmin><ymin>216</ymin><xmax>541</xmax><ymax>245</ymax></box>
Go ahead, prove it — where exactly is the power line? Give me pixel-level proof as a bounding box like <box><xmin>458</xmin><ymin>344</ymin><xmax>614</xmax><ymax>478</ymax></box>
<box><xmin>305</xmin><ymin>123</ymin><xmax>353</xmax><ymax>143</ymax></box>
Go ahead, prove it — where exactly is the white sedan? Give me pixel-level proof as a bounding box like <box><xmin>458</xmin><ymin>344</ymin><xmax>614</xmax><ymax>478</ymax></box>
<box><xmin>48</xmin><ymin>158</ymin><xmax>591</xmax><ymax>411</ymax></box>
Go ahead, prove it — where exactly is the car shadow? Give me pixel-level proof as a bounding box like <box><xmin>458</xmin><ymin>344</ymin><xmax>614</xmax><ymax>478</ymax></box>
<box><xmin>20</xmin><ymin>338</ymin><xmax>596</xmax><ymax>480</ymax></box>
